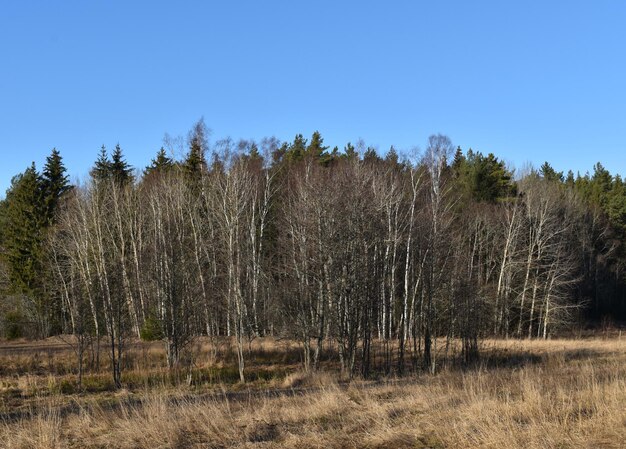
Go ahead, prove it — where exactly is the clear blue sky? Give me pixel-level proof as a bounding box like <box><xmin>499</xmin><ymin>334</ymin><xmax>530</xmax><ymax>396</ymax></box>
<box><xmin>1</xmin><ymin>1</ymin><xmax>625</xmax><ymax>195</ymax></box>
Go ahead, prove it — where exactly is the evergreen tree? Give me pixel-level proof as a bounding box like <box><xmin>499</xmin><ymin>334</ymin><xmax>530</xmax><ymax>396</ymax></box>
<box><xmin>184</xmin><ymin>145</ymin><xmax>207</xmax><ymax>177</ymax></box>
<box><xmin>110</xmin><ymin>144</ymin><xmax>134</xmax><ymax>185</ymax></box>
<box><xmin>590</xmin><ymin>162</ymin><xmax>613</xmax><ymax>208</ymax></box>
<box><xmin>452</xmin><ymin>146</ymin><xmax>464</xmax><ymax>166</ymax></box>
<box><xmin>540</xmin><ymin>161</ymin><xmax>564</xmax><ymax>182</ymax></box>
<box><xmin>385</xmin><ymin>146</ymin><xmax>399</xmax><ymax>166</ymax></box>
<box><xmin>244</xmin><ymin>142</ymin><xmax>264</xmax><ymax>171</ymax></box>
<box><xmin>343</xmin><ymin>142</ymin><xmax>358</xmax><ymax>159</ymax></box>
<box><xmin>285</xmin><ymin>134</ymin><xmax>307</xmax><ymax>162</ymax></box>
<box><xmin>40</xmin><ymin>148</ymin><xmax>70</xmax><ymax>225</ymax></box>
<box><xmin>456</xmin><ymin>149</ymin><xmax>515</xmax><ymax>202</ymax></box>
<box><xmin>184</xmin><ymin>120</ymin><xmax>209</xmax><ymax>182</ymax></box>
<box><xmin>363</xmin><ymin>147</ymin><xmax>381</xmax><ymax>164</ymax></box>
<box><xmin>306</xmin><ymin>131</ymin><xmax>328</xmax><ymax>160</ymax></box>
<box><xmin>0</xmin><ymin>197</ymin><xmax>8</xmax><ymax>249</ymax></box>
<box><xmin>271</xmin><ymin>142</ymin><xmax>289</xmax><ymax>165</ymax></box>
<box><xmin>2</xmin><ymin>164</ymin><xmax>45</xmax><ymax>299</ymax></box>
<box><xmin>145</xmin><ymin>147</ymin><xmax>175</xmax><ymax>176</ymax></box>
<box><xmin>91</xmin><ymin>145</ymin><xmax>111</xmax><ymax>182</ymax></box>
<box><xmin>607</xmin><ymin>174</ymin><xmax>626</xmax><ymax>237</ymax></box>
<box><xmin>318</xmin><ymin>145</ymin><xmax>340</xmax><ymax>166</ymax></box>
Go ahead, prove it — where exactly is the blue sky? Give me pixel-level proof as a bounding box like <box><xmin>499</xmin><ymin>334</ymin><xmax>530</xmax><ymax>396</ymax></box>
<box><xmin>1</xmin><ymin>1</ymin><xmax>625</xmax><ymax>195</ymax></box>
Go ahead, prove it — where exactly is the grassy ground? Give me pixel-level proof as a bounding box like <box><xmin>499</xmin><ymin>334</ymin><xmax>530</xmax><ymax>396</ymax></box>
<box><xmin>0</xmin><ymin>337</ymin><xmax>625</xmax><ymax>448</ymax></box>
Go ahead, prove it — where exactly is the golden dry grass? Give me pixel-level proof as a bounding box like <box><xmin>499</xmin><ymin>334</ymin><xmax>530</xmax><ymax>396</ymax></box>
<box><xmin>0</xmin><ymin>337</ymin><xmax>625</xmax><ymax>448</ymax></box>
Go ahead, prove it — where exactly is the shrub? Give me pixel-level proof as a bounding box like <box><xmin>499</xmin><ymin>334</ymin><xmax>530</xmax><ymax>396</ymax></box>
<box><xmin>4</xmin><ymin>311</ymin><xmax>24</xmax><ymax>340</ymax></box>
<box><xmin>140</xmin><ymin>315</ymin><xmax>164</xmax><ymax>341</ymax></box>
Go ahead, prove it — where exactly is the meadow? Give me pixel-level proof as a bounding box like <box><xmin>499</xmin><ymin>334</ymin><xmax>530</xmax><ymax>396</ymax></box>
<box><xmin>0</xmin><ymin>335</ymin><xmax>625</xmax><ymax>448</ymax></box>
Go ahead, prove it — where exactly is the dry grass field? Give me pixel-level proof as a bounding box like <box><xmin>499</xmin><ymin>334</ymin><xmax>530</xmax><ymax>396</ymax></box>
<box><xmin>0</xmin><ymin>336</ymin><xmax>625</xmax><ymax>448</ymax></box>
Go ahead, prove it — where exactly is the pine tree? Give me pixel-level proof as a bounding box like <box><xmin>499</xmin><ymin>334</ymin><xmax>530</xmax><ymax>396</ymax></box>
<box><xmin>363</xmin><ymin>147</ymin><xmax>381</xmax><ymax>164</ymax></box>
<box><xmin>456</xmin><ymin>150</ymin><xmax>515</xmax><ymax>202</ymax></box>
<box><xmin>343</xmin><ymin>142</ymin><xmax>358</xmax><ymax>159</ymax></box>
<box><xmin>590</xmin><ymin>162</ymin><xmax>613</xmax><ymax>208</ymax></box>
<box><xmin>285</xmin><ymin>134</ymin><xmax>307</xmax><ymax>162</ymax></box>
<box><xmin>306</xmin><ymin>131</ymin><xmax>328</xmax><ymax>160</ymax></box>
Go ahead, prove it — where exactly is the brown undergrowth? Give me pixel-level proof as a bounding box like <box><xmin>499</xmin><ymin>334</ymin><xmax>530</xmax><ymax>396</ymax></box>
<box><xmin>0</xmin><ymin>337</ymin><xmax>625</xmax><ymax>448</ymax></box>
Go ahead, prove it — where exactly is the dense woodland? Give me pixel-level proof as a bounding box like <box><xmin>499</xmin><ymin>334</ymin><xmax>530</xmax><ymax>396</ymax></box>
<box><xmin>1</xmin><ymin>120</ymin><xmax>625</xmax><ymax>384</ymax></box>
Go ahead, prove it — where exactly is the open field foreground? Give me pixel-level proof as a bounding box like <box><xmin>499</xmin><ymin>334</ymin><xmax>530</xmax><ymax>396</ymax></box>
<box><xmin>0</xmin><ymin>337</ymin><xmax>625</xmax><ymax>448</ymax></box>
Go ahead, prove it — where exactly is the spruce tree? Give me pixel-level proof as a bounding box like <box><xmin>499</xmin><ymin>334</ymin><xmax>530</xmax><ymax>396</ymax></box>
<box><xmin>91</xmin><ymin>145</ymin><xmax>111</xmax><ymax>182</ymax></box>
<box><xmin>385</xmin><ymin>146</ymin><xmax>399</xmax><ymax>166</ymax></box>
<box><xmin>184</xmin><ymin>120</ymin><xmax>209</xmax><ymax>184</ymax></box>
<box><xmin>110</xmin><ymin>144</ymin><xmax>134</xmax><ymax>185</ymax></box>
<box><xmin>2</xmin><ymin>164</ymin><xmax>45</xmax><ymax>299</ymax></box>
<box><xmin>540</xmin><ymin>161</ymin><xmax>564</xmax><ymax>182</ymax></box>
<box><xmin>145</xmin><ymin>147</ymin><xmax>175</xmax><ymax>177</ymax></box>
<box><xmin>451</xmin><ymin>146</ymin><xmax>465</xmax><ymax>175</ymax></box>
<box><xmin>41</xmin><ymin>148</ymin><xmax>70</xmax><ymax>225</ymax></box>
<box><xmin>244</xmin><ymin>142</ymin><xmax>264</xmax><ymax>171</ymax></box>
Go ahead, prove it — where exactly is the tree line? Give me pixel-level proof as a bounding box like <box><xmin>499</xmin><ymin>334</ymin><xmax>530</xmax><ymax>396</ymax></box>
<box><xmin>1</xmin><ymin>120</ymin><xmax>625</xmax><ymax>383</ymax></box>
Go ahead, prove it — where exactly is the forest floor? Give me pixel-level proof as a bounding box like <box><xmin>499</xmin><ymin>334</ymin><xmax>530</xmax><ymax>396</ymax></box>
<box><xmin>0</xmin><ymin>335</ymin><xmax>624</xmax><ymax>448</ymax></box>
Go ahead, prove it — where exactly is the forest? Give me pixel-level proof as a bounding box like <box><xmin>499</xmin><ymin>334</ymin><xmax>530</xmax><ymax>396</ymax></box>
<box><xmin>1</xmin><ymin>120</ymin><xmax>625</xmax><ymax>385</ymax></box>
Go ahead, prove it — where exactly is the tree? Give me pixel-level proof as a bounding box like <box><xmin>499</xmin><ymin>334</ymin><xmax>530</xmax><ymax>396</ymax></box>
<box><xmin>184</xmin><ymin>119</ymin><xmax>209</xmax><ymax>182</ymax></box>
<box><xmin>40</xmin><ymin>148</ymin><xmax>71</xmax><ymax>225</ymax></box>
<box><xmin>540</xmin><ymin>162</ymin><xmax>564</xmax><ymax>183</ymax></box>
<box><xmin>343</xmin><ymin>142</ymin><xmax>358</xmax><ymax>160</ymax></box>
<box><xmin>144</xmin><ymin>147</ymin><xmax>175</xmax><ymax>180</ymax></box>
<box><xmin>306</xmin><ymin>131</ymin><xmax>328</xmax><ymax>160</ymax></box>
<box><xmin>457</xmin><ymin>150</ymin><xmax>515</xmax><ymax>202</ymax></box>
<box><xmin>1</xmin><ymin>164</ymin><xmax>47</xmax><ymax>336</ymax></box>
<box><xmin>110</xmin><ymin>144</ymin><xmax>134</xmax><ymax>186</ymax></box>
<box><xmin>423</xmin><ymin>134</ymin><xmax>454</xmax><ymax>372</ymax></box>
<box><xmin>91</xmin><ymin>145</ymin><xmax>111</xmax><ymax>182</ymax></box>
<box><xmin>363</xmin><ymin>147</ymin><xmax>381</xmax><ymax>164</ymax></box>
<box><xmin>385</xmin><ymin>146</ymin><xmax>399</xmax><ymax>166</ymax></box>
<box><xmin>6</xmin><ymin>128</ymin><xmax>625</xmax><ymax>386</ymax></box>
<box><xmin>285</xmin><ymin>134</ymin><xmax>307</xmax><ymax>163</ymax></box>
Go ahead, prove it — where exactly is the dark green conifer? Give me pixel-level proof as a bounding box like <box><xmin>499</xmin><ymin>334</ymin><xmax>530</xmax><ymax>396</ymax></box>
<box><xmin>540</xmin><ymin>161</ymin><xmax>564</xmax><ymax>182</ymax></box>
<box><xmin>385</xmin><ymin>146</ymin><xmax>399</xmax><ymax>165</ymax></box>
<box><xmin>363</xmin><ymin>147</ymin><xmax>381</xmax><ymax>164</ymax></box>
<box><xmin>343</xmin><ymin>142</ymin><xmax>357</xmax><ymax>159</ymax></box>
<box><xmin>286</xmin><ymin>134</ymin><xmax>307</xmax><ymax>162</ymax></box>
<box><xmin>110</xmin><ymin>144</ymin><xmax>134</xmax><ymax>185</ymax></box>
<box><xmin>145</xmin><ymin>147</ymin><xmax>175</xmax><ymax>177</ymax></box>
<box><xmin>306</xmin><ymin>131</ymin><xmax>328</xmax><ymax>160</ymax></box>
<box><xmin>184</xmin><ymin>120</ymin><xmax>209</xmax><ymax>183</ymax></box>
<box><xmin>2</xmin><ymin>164</ymin><xmax>45</xmax><ymax>296</ymax></box>
<box><xmin>91</xmin><ymin>145</ymin><xmax>111</xmax><ymax>182</ymax></box>
<box><xmin>40</xmin><ymin>148</ymin><xmax>70</xmax><ymax>225</ymax></box>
